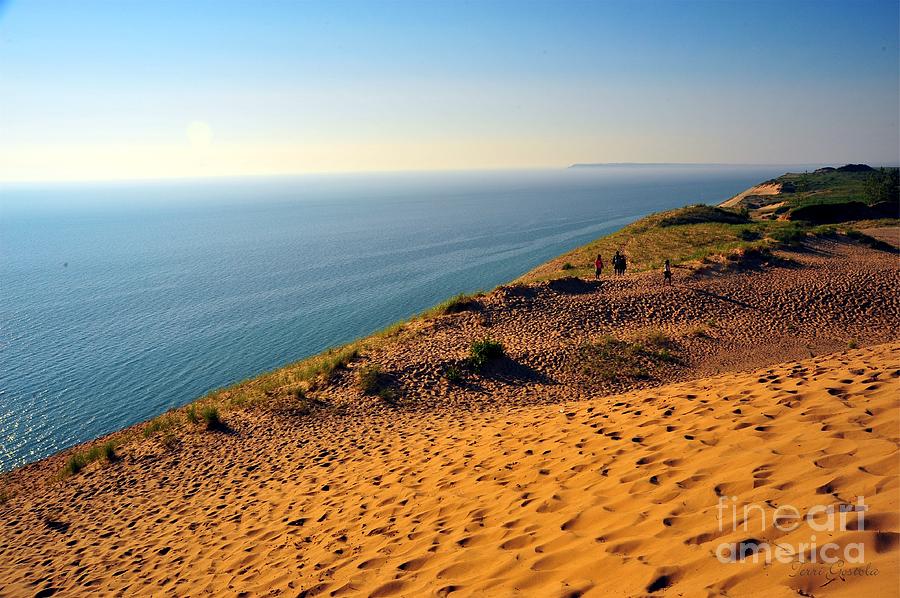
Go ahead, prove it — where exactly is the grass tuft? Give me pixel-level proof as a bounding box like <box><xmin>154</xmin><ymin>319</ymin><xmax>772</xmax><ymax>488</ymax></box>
<box><xmin>355</xmin><ymin>364</ymin><xmax>398</xmax><ymax>403</ymax></box>
<box><xmin>61</xmin><ymin>440</ymin><xmax>119</xmax><ymax>477</ymax></box>
<box><xmin>200</xmin><ymin>405</ymin><xmax>222</xmax><ymax>430</ymax></box>
<box><xmin>297</xmin><ymin>346</ymin><xmax>360</xmax><ymax>383</ymax></box>
<box><xmin>469</xmin><ymin>338</ymin><xmax>504</xmax><ymax>371</ymax></box>
<box><xmin>64</xmin><ymin>453</ymin><xmax>87</xmax><ymax>476</ymax></box>
<box><xmin>444</xmin><ymin>365</ymin><xmax>463</xmax><ymax>383</ymax></box>
<box><xmin>427</xmin><ymin>293</ymin><xmax>482</xmax><ymax>316</ymax></box>
<box><xmin>143</xmin><ymin>413</ymin><xmax>179</xmax><ymax>438</ymax></box>
<box><xmin>356</xmin><ymin>364</ymin><xmax>383</xmax><ymax>395</ymax></box>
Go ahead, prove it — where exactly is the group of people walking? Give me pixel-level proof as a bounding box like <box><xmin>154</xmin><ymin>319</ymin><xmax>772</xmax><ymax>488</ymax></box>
<box><xmin>593</xmin><ymin>250</ymin><xmax>672</xmax><ymax>284</ymax></box>
<box><xmin>594</xmin><ymin>250</ymin><xmax>627</xmax><ymax>278</ymax></box>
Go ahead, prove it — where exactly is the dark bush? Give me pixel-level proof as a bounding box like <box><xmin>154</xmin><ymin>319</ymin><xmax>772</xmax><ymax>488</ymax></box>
<box><xmin>469</xmin><ymin>339</ymin><xmax>504</xmax><ymax>371</ymax></box>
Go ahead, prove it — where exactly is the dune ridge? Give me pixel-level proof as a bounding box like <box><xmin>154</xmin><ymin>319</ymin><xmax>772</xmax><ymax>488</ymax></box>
<box><xmin>719</xmin><ymin>181</ymin><xmax>782</xmax><ymax>209</ymax></box>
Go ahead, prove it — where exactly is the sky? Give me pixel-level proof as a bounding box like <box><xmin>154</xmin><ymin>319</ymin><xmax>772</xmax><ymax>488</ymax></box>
<box><xmin>0</xmin><ymin>0</ymin><xmax>897</xmax><ymax>182</ymax></box>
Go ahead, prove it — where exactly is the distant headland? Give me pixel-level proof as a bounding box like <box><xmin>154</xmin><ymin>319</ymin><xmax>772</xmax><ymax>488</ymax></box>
<box><xmin>568</xmin><ymin>162</ymin><xmax>772</xmax><ymax>168</ymax></box>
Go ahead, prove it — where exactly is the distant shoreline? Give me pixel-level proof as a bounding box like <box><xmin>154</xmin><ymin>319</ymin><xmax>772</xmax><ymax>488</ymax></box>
<box><xmin>568</xmin><ymin>162</ymin><xmax>824</xmax><ymax>169</ymax></box>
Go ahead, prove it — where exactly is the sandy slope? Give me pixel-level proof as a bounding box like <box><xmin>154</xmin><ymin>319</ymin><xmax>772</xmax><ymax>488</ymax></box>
<box><xmin>719</xmin><ymin>182</ymin><xmax>782</xmax><ymax>209</ymax></box>
<box><xmin>1</xmin><ymin>345</ymin><xmax>897</xmax><ymax>597</ymax></box>
<box><xmin>0</xmin><ymin>236</ymin><xmax>898</xmax><ymax>597</ymax></box>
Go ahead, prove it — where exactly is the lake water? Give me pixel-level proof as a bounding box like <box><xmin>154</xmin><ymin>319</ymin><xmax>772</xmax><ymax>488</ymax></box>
<box><xmin>0</xmin><ymin>165</ymin><xmax>800</xmax><ymax>471</ymax></box>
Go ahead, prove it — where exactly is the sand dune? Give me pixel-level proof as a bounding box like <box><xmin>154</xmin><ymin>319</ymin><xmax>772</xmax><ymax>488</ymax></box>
<box><xmin>1</xmin><ymin>344</ymin><xmax>897</xmax><ymax>597</ymax></box>
<box><xmin>0</xmin><ymin>235</ymin><xmax>898</xmax><ymax>597</ymax></box>
<box><xmin>719</xmin><ymin>182</ymin><xmax>782</xmax><ymax>209</ymax></box>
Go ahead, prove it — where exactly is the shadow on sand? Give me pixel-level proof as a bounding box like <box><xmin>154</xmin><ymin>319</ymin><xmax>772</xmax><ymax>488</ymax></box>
<box><xmin>480</xmin><ymin>355</ymin><xmax>553</xmax><ymax>386</ymax></box>
<box><xmin>547</xmin><ymin>277</ymin><xmax>601</xmax><ymax>295</ymax></box>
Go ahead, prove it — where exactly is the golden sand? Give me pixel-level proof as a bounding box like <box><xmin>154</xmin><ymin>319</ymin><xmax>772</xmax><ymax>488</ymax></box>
<box><xmin>0</xmin><ymin>343</ymin><xmax>897</xmax><ymax>597</ymax></box>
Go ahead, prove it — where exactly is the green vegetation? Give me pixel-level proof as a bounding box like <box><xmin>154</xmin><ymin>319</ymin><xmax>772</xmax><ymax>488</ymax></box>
<box><xmin>521</xmin><ymin>188</ymin><xmax>897</xmax><ymax>282</ymax></box>
<box><xmin>781</xmin><ymin>170</ymin><xmax>874</xmax><ymax>206</ymax></box>
<box><xmin>444</xmin><ymin>365</ymin><xmax>463</xmax><ymax>383</ymax></box>
<box><xmin>521</xmin><ymin>206</ymin><xmax>793</xmax><ymax>281</ymax></box>
<box><xmin>355</xmin><ymin>363</ymin><xmax>398</xmax><ymax>402</ymax></box>
<box><xmin>143</xmin><ymin>413</ymin><xmax>179</xmax><ymax>438</ymax></box>
<box><xmin>771</xmin><ymin>167</ymin><xmax>899</xmax><ymax>218</ymax></box>
<box><xmin>469</xmin><ymin>338</ymin><xmax>504</xmax><ymax>371</ymax></box>
<box><xmin>716</xmin><ymin>167</ymin><xmax>898</xmax><ymax>225</ymax></box>
<box><xmin>688</xmin><ymin>324</ymin><xmax>712</xmax><ymax>338</ymax></box>
<box><xmin>295</xmin><ymin>345</ymin><xmax>361</xmax><ymax>384</ymax></box>
<box><xmin>356</xmin><ymin>364</ymin><xmax>383</xmax><ymax>395</ymax></box>
<box><xmin>425</xmin><ymin>292</ymin><xmax>482</xmax><ymax>317</ymax></box>
<box><xmin>865</xmin><ymin>168</ymin><xmax>900</xmax><ymax>204</ymax></box>
<box><xmin>200</xmin><ymin>405</ymin><xmax>222</xmax><ymax>430</ymax></box>
<box><xmin>62</xmin><ymin>440</ymin><xmax>118</xmax><ymax>477</ymax></box>
<box><xmin>766</xmin><ymin>223</ymin><xmax>807</xmax><ymax>244</ymax></box>
<box><xmin>579</xmin><ymin>330</ymin><xmax>679</xmax><ymax>382</ymax></box>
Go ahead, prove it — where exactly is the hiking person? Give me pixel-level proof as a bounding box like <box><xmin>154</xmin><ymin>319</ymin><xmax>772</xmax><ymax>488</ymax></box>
<box><xmin>613</xmin><ymin>250</ymin><xmax>622</xmax><ymax>276</ymax></box>
<box><xmin>620</xmin><ymin>252</ymin><xmax>627</xmax><ymax>276</ymax></box>
<box><xmin>594</xmin><ymin>253</ymin><xmax>604</xmax><ymax>279</ymax></box>
<box><xmin>663</xmin><ymin>259</ymin><xmax>672</xmax><ymax>285</ymax></box>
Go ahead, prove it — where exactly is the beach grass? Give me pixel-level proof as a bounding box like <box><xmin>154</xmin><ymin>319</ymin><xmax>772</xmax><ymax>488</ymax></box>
<box><xmin>61</xmin><ymin>440</ymin><xmax>119</xmax><ymax>477</ymax></box>
<box><xmin>424</xmin><ymin>292</ymin><xmax>483</xmax><ymax>317</ymax></box>
<box><xmin>469</xmin><ymin>338</ymin><xmax>504</xmax><ymax>371</ymax></box>
<box><xmin>519</xmin><ymin>202</ymin><xmax>895</xmax><ymax>282</ymax></box>
<box><xmin>356</xmin><ymin>364</ymin><xmax>384</xmax><ymax>395</ymax></box>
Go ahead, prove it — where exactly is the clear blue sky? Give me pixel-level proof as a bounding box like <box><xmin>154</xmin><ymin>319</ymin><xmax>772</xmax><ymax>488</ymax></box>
<box><xmin>0</xmin><ymin>0</ymin><xmax>897</xmax><ymax>180</ymax></box>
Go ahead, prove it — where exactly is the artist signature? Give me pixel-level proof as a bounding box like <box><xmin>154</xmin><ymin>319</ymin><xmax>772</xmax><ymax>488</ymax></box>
<box><xmin>789</xmin><ymin>561</ymin><xmax>879</xmax><ymax>586</ymax></box>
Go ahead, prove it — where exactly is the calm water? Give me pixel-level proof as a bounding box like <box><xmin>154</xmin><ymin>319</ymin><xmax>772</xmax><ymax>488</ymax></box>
<box><xmin>0</xmin><ymin>166</ymin><xmax>798</xmax><ymax>471</ymax></box>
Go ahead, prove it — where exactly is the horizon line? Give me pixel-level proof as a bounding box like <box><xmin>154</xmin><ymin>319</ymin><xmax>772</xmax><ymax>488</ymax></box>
<box><xmin>3</xmin><ymin>161</ymin><xmax>889</xmax><ymax>186</ymax></box>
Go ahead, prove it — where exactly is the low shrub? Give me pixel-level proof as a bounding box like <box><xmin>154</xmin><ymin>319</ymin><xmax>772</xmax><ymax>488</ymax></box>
<box><xmin>444</xmin><ymin>365</ymin><xmax>463</xmax><ymax>383</ymax></box>
<box><xmin>356</xmin><ymin>364</ymin><xmax>383</xmax><ymax>395</ymax></box>
<box><xmin>64</xmin><ymin>453</ymin><xmax>88</xmax><ymax>476</ymax></box>
<box><xmin>377</xmin><ymin>387</ymin><xmax>398</xmax><ymax>404</ymax></box>
<box><xmin>469</xmin><ymin>338</ymin><xmax>504</xmax><ymax>371</ymax></box>
<box><xmin>737</xmin><ymin>228</ymin><xmax>760</xmax><ymax>241</ymax></box>
<box><xmin>200</xmin><ymin>405</ymin><xmax>222</xmax><ymax>431</ymax></box>
<box><xmin>688</xmin><ymin>324</ymin><xmax>711</xmax><ymax>338</ymax></box>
